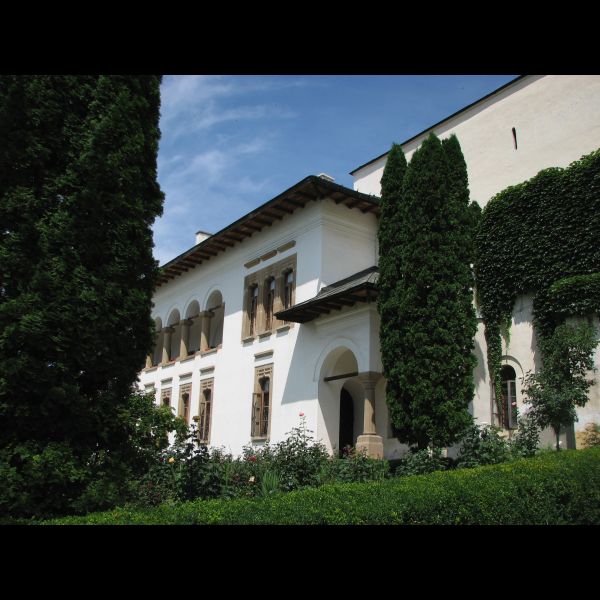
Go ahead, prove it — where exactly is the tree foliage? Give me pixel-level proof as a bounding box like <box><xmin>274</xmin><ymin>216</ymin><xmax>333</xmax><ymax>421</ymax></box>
<box><xmin>522</xmin><ymin>322</ymin><xmax>598</xmax><ymax>451</ymax></box>
<box><xmin>378</xmin><ymin>133</ymin><xmax>478</xmax><ymax>449</ymax></box>
<box><xmin>0</xmin><ymin>75</ymin><xmax>164</xmax><ymax>517</ymax></box>
<box><xmin>475</xmin><ymin>149</ymin><xmax>600</xmax><ymax>405</ymax></box>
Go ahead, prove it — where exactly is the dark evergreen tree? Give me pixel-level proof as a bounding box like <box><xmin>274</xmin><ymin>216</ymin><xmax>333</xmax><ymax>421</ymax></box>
<box><xmin>0</xmin><ymin>75</ymin><xmax>164</xmax><ymax>517</ymax></box>
<box><xmin>382</xmin><ymin>133</ymin><xmax>477</xmax><ymax>450</ymax></box>
<box><xmin>377</xmin><ymin>144</ymin><xmax>408</xmax><ymax>419</ymax></box>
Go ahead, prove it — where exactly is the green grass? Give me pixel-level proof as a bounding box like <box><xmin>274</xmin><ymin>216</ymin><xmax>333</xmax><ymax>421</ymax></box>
<box><xmin>41</xmin><ymin>447</ymin><xmax>600</xmax><ymax>525</ymax></box>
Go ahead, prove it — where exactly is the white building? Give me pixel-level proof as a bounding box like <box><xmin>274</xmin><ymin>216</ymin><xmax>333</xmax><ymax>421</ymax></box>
<box><xmin>139</xmin><ymin>75</ymin><xmax>600</xmax><ymax>458</ymax></box>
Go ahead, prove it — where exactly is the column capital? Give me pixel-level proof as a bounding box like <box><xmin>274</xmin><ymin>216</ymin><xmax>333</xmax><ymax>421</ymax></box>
<box><xmin>181</xmin><ymin>318</ymin><xmax>194</xmax><ymax>327</ymax></box>
<box><xmin>356</xmin><ymin>371</ymin><xmax>382</xmax><ymax>389</ymax></box>
<box><xmin>163</xmin><ymin>326</ymin><xmax>175</xmax><ymax>334</ymax></box>
<box><xmin>200</xmin><ymin>311</ymin><xmax>214</xmax><ymax>318</ymax></box>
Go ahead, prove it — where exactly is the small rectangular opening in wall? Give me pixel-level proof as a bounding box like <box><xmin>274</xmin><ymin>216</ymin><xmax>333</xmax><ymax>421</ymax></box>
<box><xmin>512</xmin><ymin>127</ymin><xmax>518</xmax><ymax>150</ymax></box>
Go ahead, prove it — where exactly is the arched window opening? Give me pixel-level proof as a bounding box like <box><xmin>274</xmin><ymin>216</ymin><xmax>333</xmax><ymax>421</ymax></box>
<box><xmin>185</xmin><ymin>301</ymin><xmax>201</xmax><ymax>355</ymax></box>
<box><xmin>283</xmin><ymin>270</ymin><xmax>294</xmax><ymax>310</ymax></box>
<box><xmin>500</xmin><ymin>365</ymin><xmax>518</xmax><ymax>429</ymax></box>
<box><xmin>206</xmin><ymin>291</ymin><xmax>224</xmax><ymax>349</ymax></box>
<box><xmin>152</xmin><ymin>318</ymin><xmax>163</xmax><ymax>366</ymax></box>
<box><xmin>166</xmin><ymin>309</ymin><xmax>181</xmax><ymax>362</ymax></box>
<box><xmin>264</xmin><ymin>277</ymin><xmax>276</xmax><ymax>331</ymax></box>
<box><xmin>249</xmin><ymin>285</ymin><xmax>259</xmax><ymax>336</ymax></box>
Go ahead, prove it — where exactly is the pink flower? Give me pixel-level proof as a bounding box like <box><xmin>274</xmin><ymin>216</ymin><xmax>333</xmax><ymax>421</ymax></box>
<box><xmin>247</xmin><ymin>455</ymin><xmax>257</xmax><ymax>462</ymax></box>
<box><xmin>299</xmin><ymin>412</ymin><xmax>305</xmax><ymax>417</ymax></box>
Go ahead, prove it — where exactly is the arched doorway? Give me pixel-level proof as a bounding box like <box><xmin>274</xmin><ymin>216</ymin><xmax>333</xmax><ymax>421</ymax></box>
<box><xmin>316</xmin><ymin>345</ymin><xmax>363</xmax><ymax>456</ymax></box>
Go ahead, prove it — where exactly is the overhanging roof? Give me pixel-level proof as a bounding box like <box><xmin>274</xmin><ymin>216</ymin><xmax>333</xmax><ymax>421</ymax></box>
<box><xmin>157</xmin><ymin>176</ymin><xmax>380</xmax><ymax>286</ymax></box>
<box><xmin>275</xmin><ymin>266</ymin><xmax>379</xmax><ymax>323</ymax></box>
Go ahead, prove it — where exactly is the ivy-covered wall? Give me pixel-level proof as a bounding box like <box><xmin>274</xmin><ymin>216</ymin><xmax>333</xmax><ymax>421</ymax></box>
<box><xmin>475</xmin><ymin>148</ymin><xmax>600</xmax><ymax>408</ymax></box>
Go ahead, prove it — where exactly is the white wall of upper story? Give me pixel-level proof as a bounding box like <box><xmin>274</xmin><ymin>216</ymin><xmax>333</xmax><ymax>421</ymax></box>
<box><xmin>319</xmin><ymin>199</ymin><xmax>378</xmax><ymax>288</ymax></box>
<box><xmin>352</xmin><ymin>75</ymin><xmax>600</xmax><ymax>207</ymax></box>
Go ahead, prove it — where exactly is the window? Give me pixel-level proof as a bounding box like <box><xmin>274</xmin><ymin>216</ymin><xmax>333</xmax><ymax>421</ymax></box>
<box><xmin>283</xmin><ymin>269</ymin><xmax>294</xmax><ymax>310</ymax></box>
<box><xmin>178</xmin><ymin>383</ymin><xmax>191</xmax><ymax>424</ymax></box>
<box><xmin>161</xmin><ymin>388</ymin><xmax>172</xmax><ymax>408</ymax></box>
<box><xmin>197</xmin><ymin>379</ymin><xmax>213</xmax><ymax>444</ymax></box>
<box><xmin>251</xmin><ymin>364</ymin><xmax>273</xmax><ymax>439</ymax></box>
<box><xmin>249</xmin><ymin>285</ymin><xmax>259</xmax><ymax>336</ymax></box>
<box><xmin>242</xmin><ymin>254</ymin><xmax>296</xmax><ymax>339</ymax></box>
<box><xmin>500</xmin><ymin>365</ymin><xmax>518</xmax><ymax>429</ymax></box>
<box><xmin>264</xmin><ymin>277</ymin><xmax>276</xmax><ymax>331</ymax></box>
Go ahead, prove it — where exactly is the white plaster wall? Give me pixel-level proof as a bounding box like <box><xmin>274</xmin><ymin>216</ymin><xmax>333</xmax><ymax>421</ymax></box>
<box><xmin>320</xmin><ymin>199</ymin><xmax>378</xmax><ymax>288</ymax></box>
<box><xmin>353</xmin><ymin>75</ymin><xmax>600</xmax><ymax>208</ymax></box>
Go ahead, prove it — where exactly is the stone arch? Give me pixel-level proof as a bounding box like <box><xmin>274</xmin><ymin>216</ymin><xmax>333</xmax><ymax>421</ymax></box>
<box><xmin>499</xmin><ymin>354</ymin><xmax>526</xmax><ymax>426</ymax></box>
<box><xmin>316</xmin><ymin>345</ymin><xmax>363</xmax><ymax>456</ymax></box>
<box><xmin>184</xmin><ymin>300</ymin><xmax>201</xmax><ymax>354</ymax></box>
<box><xmin>313</xmin><ymin>337</ymin><xmax>364</xmax><ymax>383</ymax></box>
<box><xmin>166</xmin><ymin>308</ymin><xmax>181</xmax><ymax>361</ymax></box>
<box><xmin>184</xmin><ymin>298</ymin><xmax>200</xmax><ymax>319</ymax></box>
<box><xmin>151</xmin><ymin>316</ymin><xmax>163</xmax><ymax>366</ymax></box>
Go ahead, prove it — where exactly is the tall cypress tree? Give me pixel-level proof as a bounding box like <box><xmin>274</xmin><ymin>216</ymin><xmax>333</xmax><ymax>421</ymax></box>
<box><xmin>0</xmin><ymin>75</ymin><xmax>164</xmax><ymax>517</ymax></box>
<box><xmin>378</xmin><ymin>144</ymin><xmax>408</xmax><ymax>412</ymax></box>
<box><xmin>385</xmin><ymin>133</ymin><xmax>476</xmax><ymax>450</ymax></box>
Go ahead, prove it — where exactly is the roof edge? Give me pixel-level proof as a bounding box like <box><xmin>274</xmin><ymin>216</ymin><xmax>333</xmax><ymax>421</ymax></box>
<box><xmin>349</xmin><ymin>75</ymin><xmax>527</xmax><ymax>176</ymax></box>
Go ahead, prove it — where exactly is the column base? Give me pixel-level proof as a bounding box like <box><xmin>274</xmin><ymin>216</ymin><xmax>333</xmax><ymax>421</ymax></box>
<box><xmin>356</xmin><ymin>434</ymin><xmax>384</xmax><ymax>459</ymax></box>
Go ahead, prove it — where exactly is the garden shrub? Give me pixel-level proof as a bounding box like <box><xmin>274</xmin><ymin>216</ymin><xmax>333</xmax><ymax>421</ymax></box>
<box><xmin>44</xmin><ymin>448</ymin><xmax>600</xmax><ymax>525</ymax></box>
<box><xmin>580</xmin><ymin>423</ymin><xmax>600</xmax><ymax>448</ymax></box>
<box><xmin>394</xmin><ymin>448</ymin><xmax>449</xmax><ymax>476</ymax></box>
<box><xmin>326</xmin><ymin>447</ymin><xmax>390</xmax><ymax>483</ymax></box>
<box><xmin>454</xmin><ymin>423</ymin><xmax>510</xmax><ymax>469</ymax></box>
<box><xmin>509</xmin><ymin>413</ymin><xmax>541</xmax><ymax>458</ymax></box>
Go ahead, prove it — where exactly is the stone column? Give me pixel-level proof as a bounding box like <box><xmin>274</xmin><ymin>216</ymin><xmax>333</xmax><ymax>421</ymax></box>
<box><xmin>200</xmin><ymin>311</ymin><xmax>213</xmax><ymax>351</ymax></box>
<box><xmin>162</xmin><ymin>326</ymin><xmax>174</xmax><ymax>363</ymax></box>
<box><xmin>355</xmin><ymin>372</ymin><xmax>384</xmax><ymax>459</ymax></box>
<box><xmin>180</xmin><ymin>319</ymin><xmax>193</xmax><ymax>358</ymax></box>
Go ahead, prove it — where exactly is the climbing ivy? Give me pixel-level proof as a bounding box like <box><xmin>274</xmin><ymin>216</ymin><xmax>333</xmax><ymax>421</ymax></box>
<box><xmin>475</xmin><ymin>148</ymin><xmax>600</xmax><ymax>407</ymax></box>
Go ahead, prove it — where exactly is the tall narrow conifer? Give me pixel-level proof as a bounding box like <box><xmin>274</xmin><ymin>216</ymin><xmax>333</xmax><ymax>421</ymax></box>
<box><xmin>378</xmin><ymin>144</ymin><xmax>408</xmax><ymax>402</ymax></box>
<box><xmin>383</xmin><ymin>133</ymin><xmax>477</xmax><ymax>449</ymax></box>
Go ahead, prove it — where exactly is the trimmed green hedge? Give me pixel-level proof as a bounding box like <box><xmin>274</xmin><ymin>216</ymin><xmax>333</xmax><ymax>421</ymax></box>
<box><xmin>43</xmin><ymin>448</ymin><xmax>600</xmax><ymax>525</ymax></box>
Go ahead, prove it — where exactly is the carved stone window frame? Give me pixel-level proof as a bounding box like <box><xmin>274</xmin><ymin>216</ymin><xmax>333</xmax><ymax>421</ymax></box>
<box><xmin>161</xmin><ymin>388</ymin><xmax>172</xmax><ymax>409</ymax></box>
<box><xmin>178</xmin><ymin>383</ymin><xmax>192</xmax><ymax>424</ymax></box>
<box><xmin>196</xmin><ymin>378</ymin><xmax>214</xmax><ymax>444</ymax></box>
<box><xmin>251</xmin><ymin>364</ymin><xmax>273</xmax><ymax>440</ymax></box>
<box><xmin>242</xmin><ymin>254</ymin><xmax>296</xmax><ymax>340</ymax></box>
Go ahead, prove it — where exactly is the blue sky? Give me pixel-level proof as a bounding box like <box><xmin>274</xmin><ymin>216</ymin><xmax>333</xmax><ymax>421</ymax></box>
<box><xmin>155</xmin><ymin>75</ymin><xmax>517</xmax><ymax>265</ymax></box>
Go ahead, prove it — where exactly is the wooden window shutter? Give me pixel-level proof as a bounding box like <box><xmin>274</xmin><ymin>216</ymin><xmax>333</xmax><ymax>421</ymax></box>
<box><xmin>198</xmin><ymin>379</ymin><xmax>213</xmax><ymax>443</ymax></box>
<box><xmin>179</xmin><ymin>383</ymin><xmax>192</xmax><ymax>423</ymax></box>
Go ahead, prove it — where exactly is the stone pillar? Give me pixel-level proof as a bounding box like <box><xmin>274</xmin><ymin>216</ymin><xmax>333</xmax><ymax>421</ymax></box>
<box><xmin>200</xmin><ymin>311</ymin><xmax>213</xmax><ymax>351</ymax></box>
<box><xmin>355</xmin><ymin>372</ymin><xmax>384</xmax><ymax>459</ymax></box>
<box><xmin>162</xmin><ymin>326</ymin><xmax>174</xmax><ymax>363</ymax></box>
<box><xmin>180</xmin><ymin>319</ymin><xmax>193</xmax><ymax>358</ymax></box>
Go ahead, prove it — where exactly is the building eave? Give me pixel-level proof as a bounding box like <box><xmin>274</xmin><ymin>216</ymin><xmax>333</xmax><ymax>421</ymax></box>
<box><xmin>156</xmin><ymin>176</ymin><xmax>380</xmax><ymax>287</ymax></box>
<box><xmin>275</xmin><ymin>266</ymin><xmax>379</xmax><ymax>323</ymax></box>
